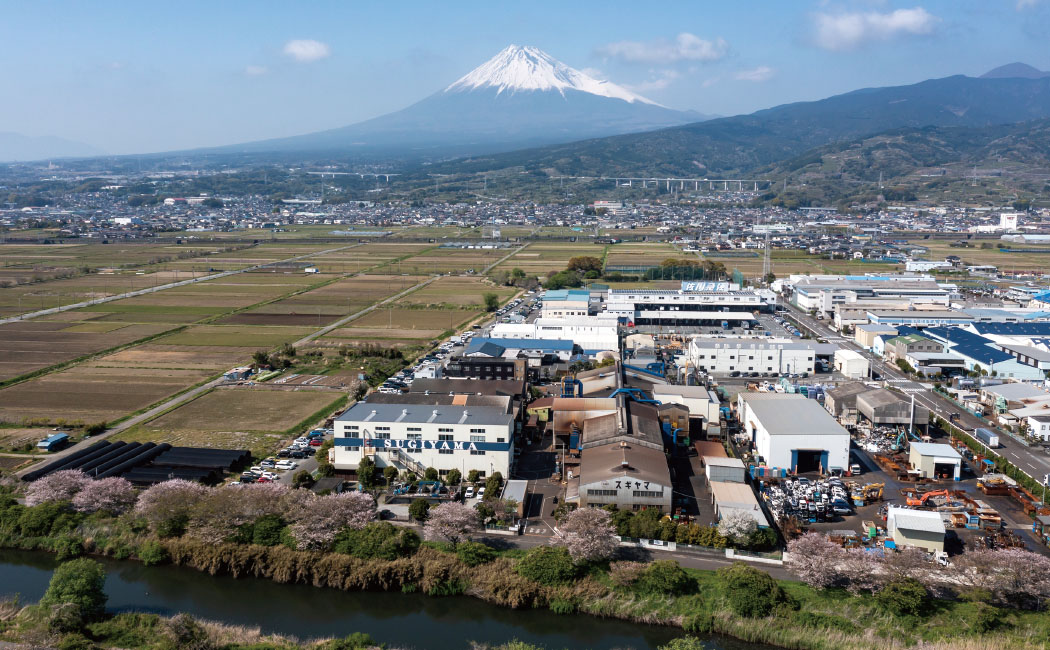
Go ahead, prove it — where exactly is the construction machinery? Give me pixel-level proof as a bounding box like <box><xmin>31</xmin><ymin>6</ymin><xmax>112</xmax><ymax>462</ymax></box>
<box><xmin>890</xmin><ymin>427</ymin><xmax>924</xmax><ymax>452</ymax></box>
<box><xmin>905</xmin><ymin>489</ymin><xmax>950</xmax><ymax>507</ymax></box>
<box><xmin>852</xmin><ymin>483</ymin><xmax>884</xmax><ymax>507</ymax></box>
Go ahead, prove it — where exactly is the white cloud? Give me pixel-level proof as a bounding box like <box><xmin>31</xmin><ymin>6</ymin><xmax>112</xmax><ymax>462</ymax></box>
<box><xmin>1017</xmin><ymin>0</ymin><xmax>1039</xmax><ymax>8</ymax></box>
<box><xmin>597</xmin><ymin>33</ymin><xmax>728</xmax><ymax>64</ymax></box>
<box><xmin>735</xmin><ymin>66</ymin><xmax>775</xmax><ymax>82</ymax></box>
<box><xmin>283</xmin><ymin>39</ymin><xmax>331</xmax><ymax>63</ymax></box>
<box><xmin>244</xmin><ymin>65</ymin><xmax>268</xmax><ymax>76</ymax></box>
<box><xmin>625</xmin><ymin>69</ymin><xmax>681</xmax><ymax>93</ymax></box>
<box><xmin>813</xmin><ymin>7</ymin><xmax>939</xmax><ymax>51</ymax></box>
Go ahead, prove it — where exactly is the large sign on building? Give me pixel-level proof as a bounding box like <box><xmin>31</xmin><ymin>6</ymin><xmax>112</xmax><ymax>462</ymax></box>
<box><xmin>681</xmin><ymin>281</ymin><xmax>736</xmax><ymax>292</ymax></box>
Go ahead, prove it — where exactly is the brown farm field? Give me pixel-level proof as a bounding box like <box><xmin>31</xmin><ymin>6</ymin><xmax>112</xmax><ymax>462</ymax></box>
<box><xmin>492</xmin><ymin>242</ymin><xmax>597</xmax><ymax>275</ymax></box>
<box><xmin>0</xmin><ymin>365</ymin><xmax>213</xmax><ymax>425</ymax></box>
<box><xmin>397</xmin><ymin>276</ymin><xmax>515</xmax><ymax>307</ymax></box>
<box><xmin>0</xmin><ymin>320</ymin><xmax>174</xmax><ymax>383</ymax></box>
<box><xmin>396</xmin><ymin>247</ymin><xmax>508</xmax><ymax>274</ymax></box>
<box><xmin>155</xmin><ymin>325</ymin><xmax>315</xmax><ymax>348</ymax></box>
<box><xmin>113</xmin><ymin>388</ymin><xmax>345</xmax><ymax>458</ymax></box>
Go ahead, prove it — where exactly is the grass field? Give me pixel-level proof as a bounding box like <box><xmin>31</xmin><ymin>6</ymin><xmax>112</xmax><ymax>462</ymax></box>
<box><xmin>155</xmin><ymin>324</ymin><xmax>316</xmax><ymax>348</ymax></box>
<box><xmin>492</xmin><ymin>242</ymin><xmax>599</xmax><ymax>275</ymax></box>
<box><xmin>113</xmin><ymin>388</ymin><xmax>345</xmax><ymax>458</ymax></box>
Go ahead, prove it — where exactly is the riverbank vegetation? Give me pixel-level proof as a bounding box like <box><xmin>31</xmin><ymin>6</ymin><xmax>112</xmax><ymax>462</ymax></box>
<box><xmin>1</xmin><ymin>476</ymin><xmax>1050</xmax><ymax>649</ymax></box>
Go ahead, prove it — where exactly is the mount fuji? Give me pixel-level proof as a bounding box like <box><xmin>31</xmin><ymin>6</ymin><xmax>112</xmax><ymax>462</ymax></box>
<box><xmin>218</xmin><ymin>45</ymin><xmax>707</xmax><ymax>157</ymax></box>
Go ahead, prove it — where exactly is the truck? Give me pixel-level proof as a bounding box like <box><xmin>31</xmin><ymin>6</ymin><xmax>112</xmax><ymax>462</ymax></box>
<box><xmin>974</xmin><ymin>427</ymin><xmax>1000</xmax><ymax>449</ymax></box>
<box><xmin>721</xmin><ymin>320</ymin><xmax>730</xmax><ymax>330</ymax></box>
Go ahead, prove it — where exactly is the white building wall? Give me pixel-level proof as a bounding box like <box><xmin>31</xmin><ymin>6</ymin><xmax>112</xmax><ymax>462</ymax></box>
<box><xmin>688</xmin><ymin>340</ymin><xmax>815</xmax><ymax>374</ymax></box>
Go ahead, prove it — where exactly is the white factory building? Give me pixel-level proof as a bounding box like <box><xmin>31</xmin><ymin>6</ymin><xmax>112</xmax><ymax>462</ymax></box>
<box><xmin>489</xmin><ymin>315</ymin><xmax>619</xmax><ymax>355</ymax></box>
<box><xmin>332</xmin><ymin>402</ymin><xmax>514</xmax><ymax>480</ymax></box>
<box><xmin>779</xmin><ymin>274</ymin><xmax>954</xmax><ymax>315</ymax></box>
<box><xmin>605</xmin><ymin>283</ymin><xmax>773</xmax><ymax>329</ymax></box>
<box><xmin>736</xmin><ymin>393</ymin><xmax>850</xmax><ymax>474</ymax></box>
<box><xmin>833</xmin><ymin>349</ymin><xmax>869</xmax><ymax>379</ymax></box>
<box><xmin>687</xmin><ymin>337</ymin><xmax>816</xmax><ymax>375</ymax></box>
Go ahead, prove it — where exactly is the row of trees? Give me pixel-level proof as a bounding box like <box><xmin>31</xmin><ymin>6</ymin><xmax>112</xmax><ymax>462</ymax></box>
<box><xmin>787</xmin><ymin>533</ymin><xmax>1050</xmax><ymax>610</ymax></box>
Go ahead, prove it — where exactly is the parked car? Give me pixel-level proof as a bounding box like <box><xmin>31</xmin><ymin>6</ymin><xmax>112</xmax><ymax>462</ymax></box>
<box><xmin>309</xmin><ymin>439</ymin><xmax>323</xmax><ymax>447</ymax></box>
<box><xmin>260</xmin><ymin>460</ymin><xmax>276</xmax><ymax>469</ymax></box>
<box><xmin>464</xmin><ymin>486</ymin><xmax>475</xmax><ymax>499</ymax></box>
<box><xmin>262</xmin><ymin>471</ymin><xmax>279</xmax><ymax>481</ymax></box>
<box><xmin>477</xmin><ymin>487</ymin><xmax>486</xmax><ymax>499</ymax></box>
<box><xmin>289</xmin><ymin>450</ymin><xmax>307</xmax><ymax>459</ymax></box>
<box><xmin>276</xmin><ymin>449</ymin><xmax>290</xmax><ymax>458</ymax></box>
<box><xmin>275</xmin><ymin>460</ymin><xmax>297</xmax><ymax>470</ymax></box>
<box><xmin>249</xmin><ymin>465</ymin><xmax>263</xmax><ymax>474</ymax></box>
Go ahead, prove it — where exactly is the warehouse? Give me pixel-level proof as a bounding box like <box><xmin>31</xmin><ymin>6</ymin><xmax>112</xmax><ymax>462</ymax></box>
<box><xmin>908</xmin><ymin>442</ymin><xmax>962</xmax><ymax>481</ymax></box>
<box><xmin>704</xmin><ymin>456</ymin><xmax>746</xmax><ymax>483</ymax></box>
<box><xmin>652</xmin><ymin>384</ymin><xmax>721</xmax><ymax>432</ymax></box>
<box><xmin>687</xmin><ymin>338</ymin><xmax>816</xmax><ymax>375</ymax></box>
<box><xmin>709</xmin><ymin>480</ymin><xmax>769</xmax><ymax>528</ymax></box>
<box><xmin>856</xmin><ymin>389</ymin><xmax>930</xmax><ymax>430</ymax></box>
<box><xmin>332</xmin><ymin>402</ymin><xmax>514</xmax><ymax>480</ymax></box>
<box><xmin>833</xmin><ymin>349</ymin><xmax>869</xmax><ymax>379</ymax></box>
<box><xmin>737</xmin><ymin>393</ymin><xmax>850</xmax><ymax>474</ymax></box>
<box><xmin>887</xmin><ymin>507</ymin><xmax>946</xmax><ymax>552</ymax></box>
<box><xmin>576</xmin><ymin>441</ymin><xmax>672</xmax><ymax>512</ymax></box>
<box><xmin>824</xmin><ymin>382</ymin><xmax>876</xmax><ymax>419</ymax></box>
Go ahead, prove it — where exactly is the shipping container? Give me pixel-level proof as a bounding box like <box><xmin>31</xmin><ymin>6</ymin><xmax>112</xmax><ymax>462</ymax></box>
<box><xmin>974</xmin><ymin>427</ymin><xmax>1000</xmax><ymax>449</ymax></box>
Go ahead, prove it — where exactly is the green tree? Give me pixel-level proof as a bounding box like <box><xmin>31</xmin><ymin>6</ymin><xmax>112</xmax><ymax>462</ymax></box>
<box><xmin>637</xmin><ymin>560</ymin><xmax>692</xmax><ymax>595</ymax></box>
<box><xmin>40</xmin><ymin>558</ymin><xmax>108</xmax><ymax>623</ymax></box>
<box><xmin>467</xmin><ymin>469</ymin><xmax>480</xmax><ymax>485</ymax></box>
<box><xmin>383</xmin><ymin>465</ymin><xmax>399</xmax><ymax>487</ymax></box>
<box><xmin>717</xmin><ymin>562</ymin><xmax>791</xmax><ymax>618</ymax></box>
<box><xmin>409</xmin><ymin>498</ymin><xmax>431</xmax><ymax>522</ymax></box>
<box><xmin>567</xmin><ymin>256</ymin><xmax>602</xmax><ymax>273</ymax></box>
<box><xmin>251</xmin><ymin>350</ymin><xmax>271</xmax><ymax>367</ymax></box>
<box><xmin>292</xmin><ymin>470</ymin><xmax>315</xmax><ymax>489</ymax></box>
<box><xmin>876</xmin><ymin>577</ymin><xmax>928</xmax><ymax>617</ymax></box>
<box><xmin>446</xmin><ymin>468</ymin><xmax>462</xmax><ymax>486</ymax></box>
<box><xmin>357</xmin><ymin>456</ymin><xmax>376</xmax><ymax>489</ymax></box>
<box><xmin>483</xmin><ymin>292</ymin><xmax>500</xmax><ymax>312</ymax></box>
<box><xmin>515</xmin><ymin>546</ymin><xmax>577</xmax><ymax>585</ymax></box>
<box><xmin>484</xmin><ymin>472</ymin><xmax>504</xmax><ymax>499</ymax></box>
<box><xmin>424</xmin><ymin>467</ymin><xmax>439</xmax><ymax>482</ymax></box>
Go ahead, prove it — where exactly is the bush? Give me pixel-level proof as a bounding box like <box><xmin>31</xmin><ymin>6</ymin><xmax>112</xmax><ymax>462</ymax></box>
<box><xmin>291</xmin><ymin>470</ymin><xmax>315</xmax><ymax>489</ymax></box>
<box><xmin>876</xmin><ymin>577</ymin><xmax>928</xmax><ymax>617</ymax></box>
<box><xmin>409</xmin><ymin>498</ymin><xmax>430</xmax><ymax>522</ymax></box>
<box><xmin>137</xmin><ymin>541</ymin><xmax>168</xmax><ymax>566</ymax></box>
<box><xmin>637</xmin><ymin>560</ymin><xmax>692</xmax><ymax>595</ymax></box>
<box><xmin>456</xmin><ymin>541</ymin><xmax>496</xmax><ymax>567</ymax></box>
<box><xmin>163</xmin><ymin>612</ymin><xmax>210</xmax><ymax>650</ymax></box>
<box><xmin>333</xmin><ymin>522</ymin><xmax>420</xmax><ymax>560</ymax></box>
<box><xmin>658</xmin><ymin>638</ymin><xmax>707</xmax><ymax>650</ymax></box>
<box><xmin>717</xmin><ymin>562</ymin><xmax>791</xmax><ymax>618</ymax></box>
<box><xmin>52</xmin><ymin>535</ymin><xmax>84</xmax><ymax>560</ymax></box>
<box><xmin>515</xmin><ymin>546</ymin><xmax>576</xmax><ymax>585</ymax></box>
<box><xmin>317</xmin><ymin>632</ymin><xmax>378</xmax><ymax>650</ymax></box>
<box><xmin>971</xmin><ymin>602</ymin><xmax>1000</xmax><ymax>633</ymax></box>
<box><xmin>609</xmin><ymin>561</ymin><xmax>646</xmax><ymax>587</ymax></box>
<box><xmin>549</xmin><ymin>597</ymin><xmax>577</xmax><ymax>614</ymax></box>
<box><xmin>251</xmin><ymin>514</ymin><xmax>285</xmax><ymax>547</ymax></box>
<box><xmin>682</xmin><ymin>613</ymin><xmax>714</xmax><ymax>635</ymax></box>
<box><xmin>790</xmin><ymin>611</ymin><xmax>858</xmax><ymax>634</ymax></box>
<box><xmin>40</xmin><ymin>558</ymin><xmax>108</xmax><ymax>624</ymax></box>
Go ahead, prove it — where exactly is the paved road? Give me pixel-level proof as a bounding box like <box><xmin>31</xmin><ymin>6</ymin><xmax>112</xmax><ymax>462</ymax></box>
<box><xmin>0</xmin><ymin>243</ymin><xmax>364</xmax><ymax>326</ymax></box>
<box><xmin>781</xmin><ymin>301</ymin><xmax>1050</xmax><ymax>482</ymax></box>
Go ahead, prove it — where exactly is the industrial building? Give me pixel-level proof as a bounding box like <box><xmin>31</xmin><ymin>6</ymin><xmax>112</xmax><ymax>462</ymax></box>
<box><xmin>651</xmin><ymin>385</ymin><xmax>721</xmax><ymax>434</ymax></box>
<box><xmin>886</xmin><ymin>506</ymin><xmax>946</xmax><ymax>553</ymax></box>
<box><xmin>833</xmin><ymin>349</ymin><xmax>869</xmax><ymax>379</ymax></box>
<box><xmin>781</xmin><ymin>274</ymin><xmax>953</xmax><ymax>315</ymax></box>
<box><xmin>576</xmin><ymin>441</ymin><xmax>672</xmax><ymax>512</ymax></box>
<box><xmin>709</xmin><ymin>480</ymin><xmax>769</xmax><ymax>528</ymax></box>
<box><xmin>332</xmin><ymin>402</ymin><xmax>515</xmax><ymax>480</ymax></box>
<box><xmin>737</xmin><ymin>393</ymin><xmax>850</xmax><ymax>473</ymax></box>
<box><xmin>605</xmin><ymin>284</ymin><xmax>772</xmax><ymax>330</ymax></box>
<box><xmin>489</xmin><ymin>316</ymin><xmax>619</xmax><ymax>354</ymax></box>
<box><xmin>908</xmin><ymin>442</ymin><xmax>962</xmax><ymax>481</ymax></box>
<box><xmin>856</xmin><ymin>389</ymin><xmax>930</xmax><ymax>431</ymax></box>
<box><xmin>687</xmin><ymin>338</ymin><xmax>816</xmax><ymax>375</ymax></box>
<box><xmin>541</xmin><ymin>289</ymin><xmax>592</xmax><ymax>318</ymax></box>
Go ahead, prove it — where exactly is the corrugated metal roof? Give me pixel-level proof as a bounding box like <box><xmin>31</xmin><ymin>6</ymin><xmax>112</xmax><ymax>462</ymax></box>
<box><xmin>909</xmin><ymin>442</ymin><xmax>962</xmax><ymax>459</ymax></box>
<box><xmin>740</xmin><ymin>393</ymin><xmax>849</xmax><ymax>436</ymax></box>
<box><xmin>336</xmin><ymin>402</ymin><xmax>513</xmax><ymax>426</ymax></box>
<box><xmin>889</xmin><ymin>507</ymin><xmax>945</xmax><ymax>534</ymax></box>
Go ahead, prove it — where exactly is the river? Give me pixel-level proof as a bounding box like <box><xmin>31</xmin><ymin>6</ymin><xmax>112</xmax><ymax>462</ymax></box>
<box><xmin>0</xmin><ymin>549</ymin><xmax>771</xmax><ymax>650</ymax></box>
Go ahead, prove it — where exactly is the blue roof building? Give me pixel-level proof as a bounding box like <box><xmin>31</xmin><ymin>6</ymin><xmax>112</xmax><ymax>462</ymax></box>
<box><xmin>922</xmin><ymin>327</ymin><xmax>1045</xmax><ymax>380</ymax></box>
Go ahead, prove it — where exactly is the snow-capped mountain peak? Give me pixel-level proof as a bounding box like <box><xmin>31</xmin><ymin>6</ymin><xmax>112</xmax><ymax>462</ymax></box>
<box><xmin>446</xmin><ymin>44</ymin><xmax>659</xmax><ymax>106</ymax></box>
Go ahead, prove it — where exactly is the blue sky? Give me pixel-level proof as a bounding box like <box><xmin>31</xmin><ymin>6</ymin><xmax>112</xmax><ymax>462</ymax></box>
<box><xmin>2</xmin><ymin>0</ymin><xmax>1047</xmax><ymax>154</ymax></box>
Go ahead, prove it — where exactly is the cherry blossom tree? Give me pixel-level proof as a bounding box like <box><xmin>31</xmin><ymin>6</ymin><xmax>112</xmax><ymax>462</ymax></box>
<box><xmin>187</xmin><ymin>483</ymin><xmax>292</xmax><ymax>543</ymax></box>
<box><xmin>133</xmin><ymin>479</ymin><xmax>208</xmax><ymax>536</ymax></box>
<box><xmin>785</xmin><ymin>533</ymin><xmax>845</xmax><ymax>589</ymax></box>
<box><xmin>25</xmin><ymin>470</ymin><xmax>90</xmax><ymax>506</ymax></box>
<box><xmin>957</xmin><ymin>547</ymin><xmax>1050</xmax><ymax>608</ymax></box>
<box><xmin>553</xmin><ymin>507</ymin><xmax>619</xmax><ymax>563</ymax></box>
<box><xmin>717</xmin><ymin>509</ymin><xmax>758</xmax><ymax>546</ymax></box>
<box><xmin>840</xmin><ymin>548</ymin><xmax>885</xmax><ymax>594</ymax></box>
<box><xmin>287</xmin><ymin>491</ymin><xmax>376</xmax><ymax>550</ymax></box>
<box><xmin>423</xmin><ymin>502</ymin><xmax>478</xmax><ymax>547</ymax></box>
<box><xmin>71</xmin><ymin>477</ymin><xmax>136</xmax><ymax>514</ymax></box>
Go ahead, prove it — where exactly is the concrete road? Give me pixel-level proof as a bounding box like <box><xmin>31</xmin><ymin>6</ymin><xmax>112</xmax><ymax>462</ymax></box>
<box><xmin>781</xmin><ymin>301</ymin><xmax>1050</xmax><ymax>482</ymax></box>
